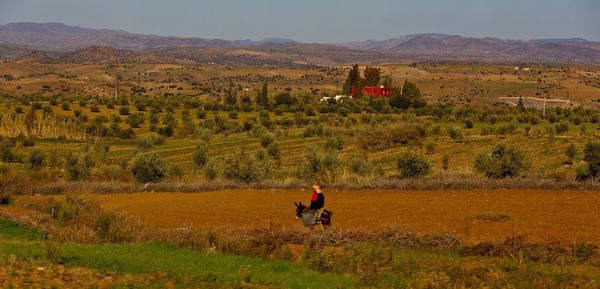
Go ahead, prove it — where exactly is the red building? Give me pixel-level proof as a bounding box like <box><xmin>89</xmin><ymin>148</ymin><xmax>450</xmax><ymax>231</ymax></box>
<box><xmin>351</xmin><ymin>86</ymin><xmax>392</xmax><ymax>97</ymax></box>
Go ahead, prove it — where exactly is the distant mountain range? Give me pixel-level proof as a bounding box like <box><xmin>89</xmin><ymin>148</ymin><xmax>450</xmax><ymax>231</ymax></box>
<box><xmin>339</xmin><ymin>33</ymin><xmax>600</xmax><ymax>63</ymax></box>
<box><xmin>1</xmin><ymin>22</ymin><xmax>599</xmax><ymax>65</ymax></box>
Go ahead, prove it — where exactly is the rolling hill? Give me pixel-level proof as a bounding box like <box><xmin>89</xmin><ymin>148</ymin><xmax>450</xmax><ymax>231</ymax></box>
<box><xmin>340</xmin><ymin>33</ymin><xmax>600</xmax><ymax>64</ymax></box>
<box><xmin>1</xmin><ymin>23</ymin><xmax>600</xmax><ymax>65</ymax></box>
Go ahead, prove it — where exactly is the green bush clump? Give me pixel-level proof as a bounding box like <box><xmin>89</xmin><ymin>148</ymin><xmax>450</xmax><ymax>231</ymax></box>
<box><xmin>357</xmin><ymin>123</ymin><xmax>426</xmax><ymax>151</ymax></box>
<box><xmin>259</xmin><ymin>132</ymin><xmax>274</xmax><ymax>148</ymax></box>
<box><xmin>65</xmin><ymin>152</ymin><xmax>95</xmax><ymax>181</ymax></box>
<box><xmin>324</xmin><ymin>136</ymin><xmax>344</xmax><ymax>151</ymax></box>
<box><xmin>128</xmin><ymin>152</ymin><xmax>167</xmax><ymax>183</ymax></box>
<box><xmin>396</xmin><ymin>151</ymin><xmax>431</xmax><ymax>178</ymax></box>
<box><xmin>0</xmin><ymin>139</ymin><xmax>20</xmax><ymax>163</ymax></box>
<box><xmin>267</xmin><ymin>143</ymin><xmax>281</xmax><ymax>160</ymax></box>
<box><xmin>349</xmin><ymin>154</ymin><xmax>384</xmax><ymax>178</ymax></box>
<box><xmin>192</xmin><ymin>142</ymin><xmax>209</xmax><ymax>168</ymax></box>
<box><xmin>296</xmin><ymin>145</ymin><xmax>341</xmax><ymax>183</ymax></box>
<box><xmin>474</xmin><ymin>143</ymin><xmax>530</xmax><ymax>178</ymax></box>
<box><xmin>26</xmin><ymin>149</ymin><xmax>45</xmax><ymax>171</ymax></box>
<box><xmin>137</xmin><ymin>134</ymin><xmax>166</xmax><ymax>150</ymax></box>
<box><xmin>582</xmin><ymin>141</ymin><xmax>600</xmax><ymax>180</ymax></box>
<box><xmin>223</xmin><ymin>149</ymin><xmax>272</xmax><ymax>183</ymax></box>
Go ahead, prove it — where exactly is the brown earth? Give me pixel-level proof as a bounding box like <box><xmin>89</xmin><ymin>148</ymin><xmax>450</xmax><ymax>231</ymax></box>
<box><xmin>91</xmin><ymin>189</ymin><xmax>600</xmax><ymax>244</ymax></box>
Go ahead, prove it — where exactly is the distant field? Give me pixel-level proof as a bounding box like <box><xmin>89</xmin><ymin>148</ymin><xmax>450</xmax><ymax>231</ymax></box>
<box><xmin>2</xmin><ymin>62</ymin><xmax>599</xmax><ymax>108</ymax></box>
<box><xmin>88</xmin><ymin>189</ymin><xmax>600</xmax><ymax>243</ymax></box>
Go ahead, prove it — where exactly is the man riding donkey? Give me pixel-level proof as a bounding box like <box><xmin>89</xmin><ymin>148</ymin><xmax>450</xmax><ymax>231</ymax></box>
<box><xmin>295</xmin><ymin>184</ymin><xmax>332</xmax><ymax>228</ymax></box>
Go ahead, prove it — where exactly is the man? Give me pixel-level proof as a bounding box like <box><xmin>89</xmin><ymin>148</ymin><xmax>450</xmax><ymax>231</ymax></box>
<box><xmin>304</xmin><ymin>184</ymin><xmax>325</xmax><ymax>225</ymax></box>
<box><xmin>309</xmin><ymin>184</ymin><xmax>325</xmax><ymax>210</ymax></box>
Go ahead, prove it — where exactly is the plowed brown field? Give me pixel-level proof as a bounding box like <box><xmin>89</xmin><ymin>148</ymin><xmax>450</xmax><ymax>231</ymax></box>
<box><xmin>93</xmin><ymin>189</ymin><xmax>600</xmax><ymax>243</ymax></box>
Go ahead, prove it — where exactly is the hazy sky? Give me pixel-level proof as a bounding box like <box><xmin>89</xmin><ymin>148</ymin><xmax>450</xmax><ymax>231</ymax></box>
<box><xmin>1</xmin><ymin>0</ymin><xmax>599</xmax><ymax>42</ymax></box>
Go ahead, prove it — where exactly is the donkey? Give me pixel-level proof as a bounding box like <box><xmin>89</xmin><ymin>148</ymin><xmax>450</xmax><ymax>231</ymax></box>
<box><xmin>294</xmin><ymin>201</ymin><xmax>332</xmax><ymax>230</ymax></box>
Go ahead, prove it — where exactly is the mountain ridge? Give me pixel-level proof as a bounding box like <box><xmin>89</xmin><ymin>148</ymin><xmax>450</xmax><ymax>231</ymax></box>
<box><xmin>1</xmin><ymin>23</ymin><xmax>599</xmax><ymax>65</ymax></box>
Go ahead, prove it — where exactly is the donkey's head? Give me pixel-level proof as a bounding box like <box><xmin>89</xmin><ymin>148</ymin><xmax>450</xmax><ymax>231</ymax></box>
<box><xmin>294</xmin><ymin>201</ymin><xmax>306</xmax><ymax>220</ymax></box>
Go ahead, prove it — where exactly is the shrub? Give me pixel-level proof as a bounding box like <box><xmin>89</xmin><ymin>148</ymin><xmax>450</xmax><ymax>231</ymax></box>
<box><xmin>565</xmin><ymin>143</ymin><xmax>577</xmax><ymax>163</ymax></box>
<box><xmin>267</xmin><ymin>143</ymin><xmax>281</xmax><ymax>160</ymax></box>
<box><xmin>348</xmin><ymin>154</ymin><xmax>384</xmax><ymax>177</ymax></box>
<box><xmin>396</xmin><ymin>151</ymin><xmax>431</xmax><ymax>178</ymax></box>
<box><xmin>442</xmin><ymin>153</ymin><xmax>449</xmax><ymax>170</ymax></box>
<box><xmin>296</xmin><ymin>145</ymin><xmax>341</xmax><ymax>183</ymax></box>
<box><xmin>583</xmin><ymin>141</ymin><xmax>600</xmax><ymax>179</ymax></box>
<box><xmin>137</xmin><ymin>134</ymin><xmax>166</xmax><ymax>150</ymax></box>
<box><xmin>447</xmin><ymin>126</ymin><xmax>464</xmax><ymax>142</ymax></box>
<box><xmin>0</xmin><ymin>140</ymin><xmax>20</xmax><ymax>163</ymax></box>
<box><xmin>128</xmin><ymin>152</ymin><xmax>167</xmax><ymax>183</ymax></box>
<box><xmin>302</xmin><ymin>124</ymin><xmax>324</xmax><ymax>138</ymax></box>
<box><xmin>474</xmin><ymin>143</ymin><xmax>530</xmax><ymax>178</ymax></box>
<box><xmin>118</xmin><ymin>106</ymin><xmax>130</xmax><ymax>116</ymax></box>
<box><xmin>223</xmin><ymin>149</ymin><xmax>271</xmax><ymax>183</ymax></box>
<box><xmin>167</xmin><ymin>164</ymin><xmax>184</xmax><ymax>180</ymax></box>
<box><xmin>554</xmin><ymin>121</ymin><xmax>569</xmax><ymax>135</ymax></box>
<box><xmin>464</xmin><ymin>118</ymin><xmax>474</xmax><ymax>129</ymax></box>
<box><xmin>192</xmin><ymin>143</ymin><xmax>209</xmax><ymax>168</ymax></box>
<box><xmin>158</xmin><ymin>125</ymin><xmax>175</xmax><ymax>137</ymax></box>
<box><xmin>204</xmin><ymin>160</ymin><xmax>219</xmax><ymax>180</ymax></box>
<box><xmin>425</xmin><ymin>141</ymin><xmax>436</xmax><ymax>155</ymax></box>
<box><xmin>357</xmin><ymin>123</ymin><xmax>426</xmax><ymax>151</ymax></box>
<box><xmin>26</xmin><ymin>149</ymin><xmax>45</xmax><ymax>171</ymax></box>
<box><xmin>259</xmin><ymin>132</ymin><xmax>274</xmax><ymax>148</ymax></box>
<box><xmin>65</xmin><ymin>152</ymin><xmax>95</xmax><ymax>181</ymax></box>
<box><xmin>324</xmin><ymin>136</ymin><xmax>344</xmax><ymax>151</ymax></box>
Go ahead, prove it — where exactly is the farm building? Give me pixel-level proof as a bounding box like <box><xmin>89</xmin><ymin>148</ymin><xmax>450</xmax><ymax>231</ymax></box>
<box><xmin>351</xmin><ymin>85</ymin><xmax>392</xmax><ymax>97</ymax></box>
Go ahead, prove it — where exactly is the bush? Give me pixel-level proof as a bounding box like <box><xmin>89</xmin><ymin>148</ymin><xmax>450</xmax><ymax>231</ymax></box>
<box><xmin>65</xmin><ymin>152</ymin><xmax>95</xmax><ymax>181</ymax></box>
<box><xmin>267</xmin><ymin>143</ymin><xmax>281</xmax><ymax>160</ymax></box>
<box><xmin>26</xmin><ymin>149</ymin><xmax>45</xmax><ymax>171</ymax></box>
<box><xmin>565</xmin><ymin>143</ymin><xmax>577</xmax><ymax>163</ymax></box>
<box><xmin>192</xmin><ymin>143</ymin><xmax>209</xmax><ymax>168</ymax></box>
<box><xmin>324</xmin><ymin>136</ymin><xmax>344</xmax><ymax>151</ymax></box>
<box><xmin>128</xmin><ymin>152</ymin><xmax>167</xmax><ymax>183</ymax></box>
<box><xmin>259</xmin><ymin>133</ymin><xmax>274</xmax><ymax>148</ymax></box>
<box><xmin>204</xmin><ymin>160</ymin><xmax>219</xmax><ymax>180</ymax></box>
<box><xmin>118</xmin><ymin>106</ymin><xmax>130</xmax><ymax>116</ymax></box>
<box><xmin>554</xmin><ymin>121</ymin><xmax>569</xmax><ymax>135</ymax></box>
<box><xmin>474</xmin><ymin>143</ymin><xmax>530</xmax><ymax>178</ymax></box>
<box><xmin>442</xmin><ymin>153</ymin><xmax>449</xmax><ymax>170</ymax></box>
<box><xmin>348</xmin><ymin>154</ymin><xmax>384</xmax><ymax>177</ymax></box>
<box><xmin>168</xmin><ymin>164</ymin><xmax>184</xmax><ymax>180</ymax></box>
<box><xmin>302</xmin><ymin>124</ymin><xmax>324</xmax><ymax>138</ymax></box>
<box><xmin>158</xmin><ymin>125</ymin><xmax>175</xmax><ymax>137</ymax></box>
<box><xmin>223</xmin><ymin>149</ymin><xmax>271</xmax><ymax>183</ymax></box>
<box><xmin>464</xmin><ymin>118</ymin><xmax>474</xmax><ymax>129</ymax></box>
<box><xmin>396</xmin><ymin>151</ymin><xmax>431</xmax><ymax>178</ymax></box>
<box><xmin>0</xmin><ymin>140</ymin><xmax>20</xmax><ymax>163</ymax></box>
<box><xmin>296</xmin><ymin>145</ymin><xmax>341</xmax><ymax>183</ymax></box>
<box><xmin>137</xmin><ymin>134</ymin><xmax>166</xmax><ymax>150</ymax></box>
<box><xmin>447</xmin><ymin>126</ymin><xmax>464</xmax><ymax>142</ymax></box>
<box><xmin>583</xmin><ymin>141</ymin><xmax>600</xmax><ymax>179</ymax></box>
<box><xmin>357</xmin><ymin>123</ymin><xmax>426</xmax><ymax>151</ymax></box>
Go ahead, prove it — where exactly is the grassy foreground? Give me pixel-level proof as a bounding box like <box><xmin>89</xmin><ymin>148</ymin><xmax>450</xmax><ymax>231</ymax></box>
<box><xmin>2</xmin><ymin>214</ymin><xmax>600</xmax><ymax>288</ymax></box>
<box><xmin>0</xmin><ymin>217</ymin><xmax>353</xmax><ymax>289</ymax></box>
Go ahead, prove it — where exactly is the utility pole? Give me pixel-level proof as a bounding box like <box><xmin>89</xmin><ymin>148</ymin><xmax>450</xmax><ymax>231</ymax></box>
<box><xmin>464</xmin><ymin>72</ymin><xmax>468</xmax><ymax>96</ymax></box>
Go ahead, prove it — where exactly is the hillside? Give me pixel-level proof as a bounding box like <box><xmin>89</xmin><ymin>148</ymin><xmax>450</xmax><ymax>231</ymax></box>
<box><xmin>341</xmin><ymin>34</ymin><xmax>600</xmax><ymax>64</ymax></box>
<box><xmin>2</xmin><ymin>23</ymin><xmax>600</xmax><ymax>65</ymax></box>
<box><xmin>60</xmin><ymin>46</ymin><xmax>178</xmax><ymax>64</ymax></box>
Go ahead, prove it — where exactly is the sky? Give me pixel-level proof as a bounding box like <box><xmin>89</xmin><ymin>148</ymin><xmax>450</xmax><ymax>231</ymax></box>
<box><xmin>1</xmin><ymin>0</ymin><xmax>599</xmax><ymax>42</ymax></box>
